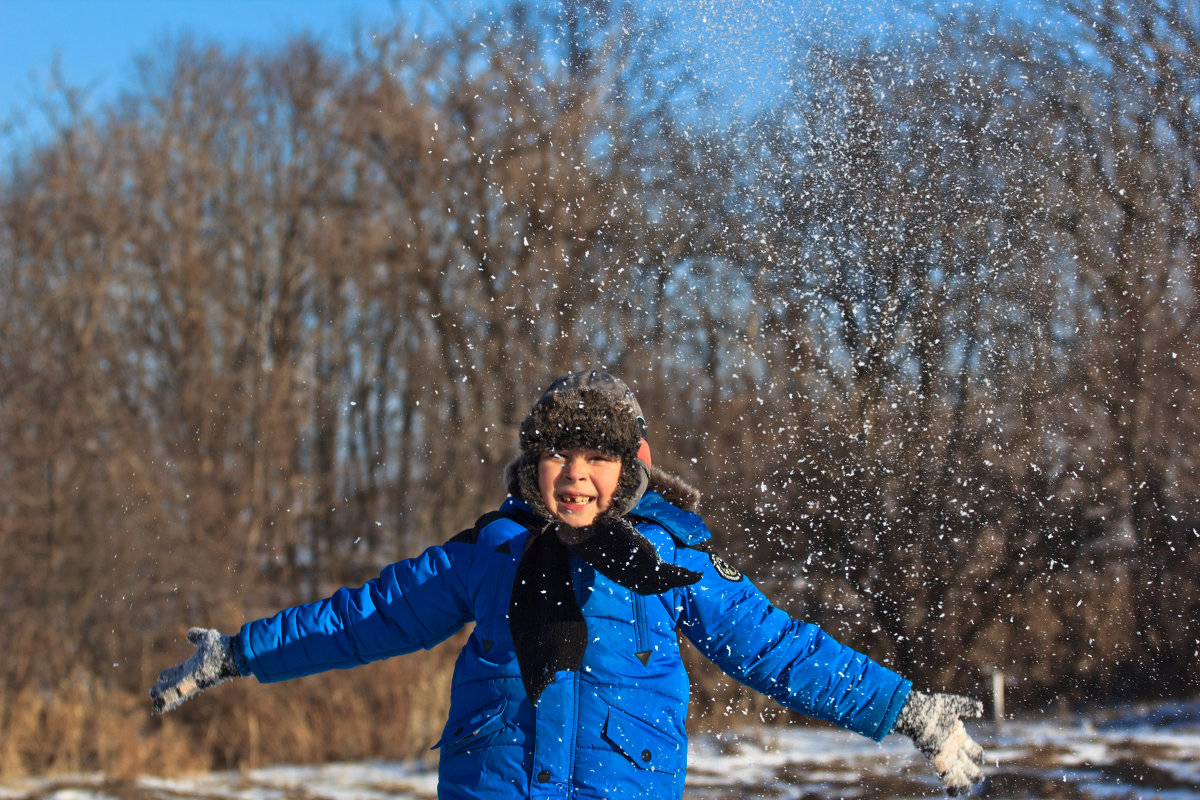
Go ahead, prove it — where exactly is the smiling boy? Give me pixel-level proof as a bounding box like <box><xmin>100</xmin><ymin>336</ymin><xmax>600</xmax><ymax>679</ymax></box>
<box><xmin>151</xmin><ymin>370</ymin><xmax>985</xmax><ymax>798</ymax></box>
<box><xmin>539</xmin><ymin>449</ymin><xmax>621</xmax><ymax>525</ymax></box>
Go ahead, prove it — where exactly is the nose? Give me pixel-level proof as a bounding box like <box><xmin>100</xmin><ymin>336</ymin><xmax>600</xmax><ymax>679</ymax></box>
<box><xmin>561</xmin><ymin>455</ymin><xmax>587</xmax><ymax>480</ymax></box>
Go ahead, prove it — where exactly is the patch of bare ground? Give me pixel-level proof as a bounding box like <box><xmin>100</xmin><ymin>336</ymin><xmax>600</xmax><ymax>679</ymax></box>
<box><xmin>1101</xmin><ymin>737</ymin><xmax>1192</xmax><ymax>763</ymax></box>
<box><xmin>992</xmin><ymin>736</ymin><xmax>1196</xmax><ymax>793</ymax></box>
<box><xmin>1099</xmin><ymin>757</ymin><xmax>1199</xmax><ymax>790</ymax></box>
<box><xmin>981</xmin><ymin>771</ymin><xmax>1099</xmax><ymax>799</ymax></box>
<box><xmin>999</xmin><ymin>743</ymin><xmax>1084</xmax><ymax>769</ymax></box>
<box><xmin>774</xmin><ymin>759</ymin><xmax>862</xmax><ymax>783</ymax></box>
<box><xmin>851</xmin><ymin>774</ymin><xmax>940</xmax><ymax>799</ymax></box>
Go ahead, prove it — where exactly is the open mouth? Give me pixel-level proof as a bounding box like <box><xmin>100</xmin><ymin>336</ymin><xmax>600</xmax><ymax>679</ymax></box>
<box><xmin>557</xmin><ymin>493</ymin><xmax>595</xmax><ymax>510</ymax></box>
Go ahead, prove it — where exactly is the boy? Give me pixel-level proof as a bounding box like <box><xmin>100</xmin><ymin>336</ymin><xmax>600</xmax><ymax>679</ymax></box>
<box><xmin>151</xmin><ymin>370</ymin><xmax>985</xmax><ymax>798</ymax></box>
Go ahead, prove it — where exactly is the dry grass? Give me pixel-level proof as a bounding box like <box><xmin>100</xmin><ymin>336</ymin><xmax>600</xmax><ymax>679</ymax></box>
<box><xmin>0</xmin><ymin>673</ymin><xmax>203</xmax><ymax>779</ymax></box>
<box><xmin>0</xmin><ymin>641</ymin><xmax>462</xmax><ymax>781</ymax></box>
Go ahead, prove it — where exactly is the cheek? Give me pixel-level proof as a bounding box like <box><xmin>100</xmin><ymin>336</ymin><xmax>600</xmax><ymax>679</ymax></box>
<box><xmin>537</xmin><ymin>462</ymin><xmax>558</xmax><ymax>500</ymax></box>
<box><xmin>595</xmin><ymin>466</ymin><xmax>623</xmax><ymax>507</ymax></box>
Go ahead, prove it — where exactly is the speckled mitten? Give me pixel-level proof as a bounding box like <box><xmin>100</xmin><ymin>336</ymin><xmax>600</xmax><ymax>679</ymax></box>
<box><xmin>149</xmin><ymin>627</ymin><xmax>244</xmax><ymax>714</ymax></box>
<box><xmin>893</xmin><ymin>690</ymin><xmax>985</xmax><ymax>795</ymax></box>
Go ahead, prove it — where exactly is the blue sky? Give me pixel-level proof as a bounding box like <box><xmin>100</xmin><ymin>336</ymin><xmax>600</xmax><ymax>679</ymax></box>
<box><xmin>0</xmin><ymin>0</ymin><xmax>947</xmax><ymax>161</ymax></box>
<box><xmin>1</xmin><ymin>1</ymin><xmax>401</xmax><ymax>104</ymax></box>
<box><xmin>1</xmin><ymin>0</ymin><xmax>404</xmax><ymax>156</ymax></box>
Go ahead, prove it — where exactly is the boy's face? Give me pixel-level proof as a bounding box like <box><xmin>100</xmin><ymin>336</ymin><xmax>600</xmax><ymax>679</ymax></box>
<box><xmin>537</xmin><ymin>448</ymin><xmax>622</xmax><ymax>527</ymax></box>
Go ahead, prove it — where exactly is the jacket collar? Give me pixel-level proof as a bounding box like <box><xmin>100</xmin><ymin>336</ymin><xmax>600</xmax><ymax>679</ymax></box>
<box><xmin>629</xmin><ymin>491</ymin><xmax>711</xmax><ymax>546</ymax></box>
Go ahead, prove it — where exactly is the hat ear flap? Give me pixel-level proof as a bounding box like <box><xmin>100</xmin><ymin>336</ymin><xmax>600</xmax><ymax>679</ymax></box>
<box><xmin>604</xmin><ymin>457</ymin><xmax>649</xmax><ymax>518</ymax></box>
<box><xmin>512</xmin><ymin>452</ymin><xmax>552</xmax><ymax>520</ymax></box>
<box><xmin>504</xmin><ymin>454</ymin><xmax>524</xmax><ymax>498</ymax></box>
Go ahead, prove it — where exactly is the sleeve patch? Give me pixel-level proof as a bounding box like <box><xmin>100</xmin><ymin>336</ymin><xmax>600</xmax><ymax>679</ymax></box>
<box><xmin>709</xmin><ymin>552</ymin><xmax>742</xmax><ymax>581</ymax></box>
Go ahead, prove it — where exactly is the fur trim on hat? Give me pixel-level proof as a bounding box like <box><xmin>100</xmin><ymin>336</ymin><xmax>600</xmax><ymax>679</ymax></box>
<box><xmin>520</xmin><ymin>387</ymin><xmax>643</xmax><ymax>460</ymax></box>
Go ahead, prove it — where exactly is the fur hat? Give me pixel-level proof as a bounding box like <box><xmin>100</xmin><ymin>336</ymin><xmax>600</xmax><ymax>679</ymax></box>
<box><xmin>505</xmin><ymin>370</ymin><xmax>703</xmax><ymax>517</ymax></box>
<box><xmin>506</xmin><ymin>370</ymin><xmax>650</xmax><ymax>519</ymax></box>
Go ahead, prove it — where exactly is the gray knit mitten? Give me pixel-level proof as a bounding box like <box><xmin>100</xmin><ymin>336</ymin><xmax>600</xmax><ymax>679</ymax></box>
<box><xmin>150</xmin><ymin>627</ymin><xmax>244</xmax><ymax>714</ymax></box>
<box><xmin>892</xmin><ymin>690</ymin><xmax>985</xmax><ymax>795</ymax></box>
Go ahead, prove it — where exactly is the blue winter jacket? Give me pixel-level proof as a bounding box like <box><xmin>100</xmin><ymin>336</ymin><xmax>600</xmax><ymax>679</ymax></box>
<box><xmin>235</xmin><ymin>491</ymin><xmax>912</xmax><ymax>799</ymax></box>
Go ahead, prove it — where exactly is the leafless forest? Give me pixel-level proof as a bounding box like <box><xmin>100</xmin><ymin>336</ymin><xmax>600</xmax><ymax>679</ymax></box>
<box><xmin>0</xmin><ymin>0</ymin><xmax>1196</xmax><ymax>780</ymax></box>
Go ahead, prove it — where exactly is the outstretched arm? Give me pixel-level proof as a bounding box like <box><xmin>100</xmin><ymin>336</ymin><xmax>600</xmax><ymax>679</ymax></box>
<box><xmin>675</xmin><ymin>545</ymin><xmax>986</xmax><ymax>793</ymax></box>
<box><xmin>675</xmin><ymin>547</ymin><xmax>911</xmax><ymax>741</ymax></box>
<box><xmin>149</xmin><ymin>536</ymin><xmax>477</xmax><ymax>713</ymax></box>
<box><xmin>892</xmin><ymin>690</ymin><xmax>986</xmax><ymax>795</ymax></box>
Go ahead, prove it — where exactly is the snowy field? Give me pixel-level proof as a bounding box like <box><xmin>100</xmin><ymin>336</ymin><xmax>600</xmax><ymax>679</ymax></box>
<box><xmin>3</xmin><ymin>700</ymin><xmax>1197</xmax><ymax>800</ymax></box>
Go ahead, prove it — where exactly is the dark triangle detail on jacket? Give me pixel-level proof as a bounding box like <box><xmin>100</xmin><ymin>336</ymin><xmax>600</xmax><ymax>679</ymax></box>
<box><xmin>448</xmin><ymin>526</ymin><xmax>479</xmax><ymax>545</ymax></box>
<box><xmin>635</xmin><ymin>651</ymin><xmax>651</xmax><ymax>665</ymax></box>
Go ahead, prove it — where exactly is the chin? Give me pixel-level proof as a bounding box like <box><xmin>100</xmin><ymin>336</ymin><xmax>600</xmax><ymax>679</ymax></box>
<box><xmin>551</xmin><ymin>506</ymin><xmax>604</xmax><ymax>527</ymax></box>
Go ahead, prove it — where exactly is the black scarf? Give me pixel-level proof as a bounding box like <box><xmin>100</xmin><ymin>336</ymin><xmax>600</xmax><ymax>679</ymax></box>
<box><xmin>509</xmin><ymin>516</ymin><xmax>702</xmax><ymax>704</ymax></box>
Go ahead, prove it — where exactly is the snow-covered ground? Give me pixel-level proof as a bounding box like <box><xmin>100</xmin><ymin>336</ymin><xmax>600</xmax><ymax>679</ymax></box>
<box><xmin>3</xmin><ymin>700</ymin><xmax>1197</xmax><ymax>799</ymax></box>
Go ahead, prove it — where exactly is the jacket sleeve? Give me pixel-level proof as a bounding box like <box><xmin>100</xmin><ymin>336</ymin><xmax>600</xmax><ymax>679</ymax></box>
<box><xmin>235</xmin><ymin>539</ymin><xmax>475</xmax><ymax>684</ymax></box>
<box><xmin>675</xmin><ymin>546</ymin><xmax>911</xmax><ymax>741</ymax></box>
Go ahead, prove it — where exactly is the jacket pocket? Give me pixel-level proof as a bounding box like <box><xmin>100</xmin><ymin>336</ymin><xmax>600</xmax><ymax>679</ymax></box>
<box><xmin>431</xmin><ymin>698</ymin><xmax>509</xmax><ymax>752</ymax></box>
<box><xmin>602</xmin><ymin>706</ymin><xmax>683</xmax><ymax>775</ymax></box>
